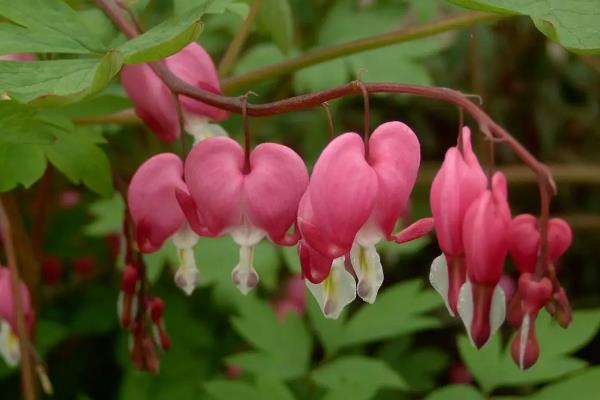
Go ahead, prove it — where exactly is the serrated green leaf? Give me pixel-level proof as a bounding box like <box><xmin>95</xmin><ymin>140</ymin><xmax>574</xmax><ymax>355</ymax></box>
<box><xmin>457</xmin><ymin>334</ymin><xmax>502</xmax><ymax>392</ymax></box>
<box><xmin>0</xmin><ymin>101</ymin><xmax>56</xmax><ymax>144</ymax></box>
<box><xmin>0</xmin><ymin>23</ymin><xmax>93</xmax><ymax>55</ymax></box>
<box><xmin>0</xmin><ymin>0</ymin><xmax>106</xmax><ymax>54</ymax></box>
<box><xmin>230</xmin><ymin>296</ymin><xmax>312</xmax><ymax>380</ymax></box>
<box><xmin>144</xmin><ymin>241</ymin><xmax>176</xmax><ymax>284</ymax></box>
<box><xmin>426</xmin><ymin>384</ymin><xmax>485</xmax><ymax>400</ymax></box>
<box><xmin>204</xmin><ymin>380</ymin><xmax>262</xmax><ymax>400</ymax></box>
<box><xmin>84</xmin><ymin>193</ymin><xmax>125</xmax><ymax>236</ymax></box>
<box><xmin>0</xmin><ymin>51</ymin><xmax>123</xmax><ymax>104</ymax></box>
<box><xmin>312</xmin><ymin>356</ymin><xmax>408</xmax><ymax>399</ymax></box>
<box><xmin>448</xmin><ymin>0</ymin><xmax>600</xmax><ymax>54</ymax></box>
<box><xmin>0</xmin><ymin>142</ymin><xmax>46</xmax><ymax>191</ymax></box>
<box><xmin>255</xmin><ymin>377</ymin><xmax>295</xmax><ymax>400</ymax></box>
<box><xmin>43</xmin><ymin>125</ymin><xmax>113</xmax><ymax>196</ymax></box>
<box><xmin>341</xmin><ymin>280</ymin><xmax>443</xmax><ymax>346</ymax></box>
<box><xmin>306</xmin><ymin>294</ymin><xmax>347</xmax><ymax>355</ymax></box>
<box><xmin>256</xmin><ymin>0</ymin><xmax>294</xmax><ymax>54</ymax></box>
<box><xmin>120</xmin><ymin>6</ymin><xmax>207</xmax><ymax>64</ymax></box>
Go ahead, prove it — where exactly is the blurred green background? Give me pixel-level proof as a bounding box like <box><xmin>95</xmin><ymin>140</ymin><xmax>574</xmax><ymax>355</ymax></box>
<box><xmin>1</xmin><ymin>0</ymin><xmax>600</xmax><ymax>399</ymax></box>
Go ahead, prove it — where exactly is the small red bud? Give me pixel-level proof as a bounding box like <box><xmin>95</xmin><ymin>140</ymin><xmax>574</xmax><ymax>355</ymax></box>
<box><xmin>41</xmin><ymin>256</ymin><xmax>63</xmax><ymax>285</ymax></box>
<box><xmin>72</xmin><ymin>256</ymin><xmax>95</xmax><ymax>278</ymax></box>
<box><xmin>122</xmin><ymin>265</ymin><xmax>139</xmax><ymax>294</ymax></box>
<box><xmin>147</xmin><ymin>297</ymin><xmax>165</xmax><ymax>323</ymax></box>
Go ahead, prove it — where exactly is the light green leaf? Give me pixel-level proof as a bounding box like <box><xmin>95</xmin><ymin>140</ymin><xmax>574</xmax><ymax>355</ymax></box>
<box><xmin>235</xmin><ymin>43</ymin><xmax>287</xmax><ymax>75</ymax></box>
<box><xmin>119</xmin><ymin>6</ymin><xmax>207</xmax><ymax>64</ymax></box>
<box><xmin>255</xmin><ymin>377</ymin><xmax>295</xmax><ymax>400</ymax></box>
<box><xmin>0</xmin><ymin>23</ymin><xmax>93</xmax><ymax>55</ymax></box>
<box><xmin>279</xmin><ymin>245</ymin><xmax>300</xmax><ymax>274</ymax></box>
<box><xmin>0</xmin><ymin>0</ymin><xmax>106</xmax><ymax>53</ymax></box>
<box><xmin>144</xmin><ymin>241</ymin><xmax>177</xmax><ymax>284</ymax></box>
<box><xmin>341</xmin><ymin>280</ymin><xmax>443</xmax><ymax>346</ymax></box>
<box><xmin>84</xmin><ymin>193</ymin><xmax>125</xmax><ymax>236</ymax></box>
<box><xmin>174</xmin><ymin>0</ymin><xmax>249</xmax><ymax>18</ymax></box>
<box><xmin>536</xmin><ymin>309</ymin><xmax>600</xmax><ymax>357</ymax></box>
<box><xmin>58</xmin><ymin>93</ymin><xmax>132</xmax><ymax>119</ymax></box>
<box><xmin>293</xmin><ymin>58</ymin><xmax>348</xmax><ymax>93</ymax></box>
<box><xmin>306</xmin><ymin>293</ymin><xmax>347</xmax><ymax>355</ymax></box>
<box><xmin>426</xmin><ymin>384</ymin><xmax>485</xmax><ymax>400</ymax></box>
<box><xmin>457</xmin><ymin>333</ymin><xmax>503</xmax><ymax>392</ymax></box>
<box><xmin>312</xmin><ymin>356</ymin><xmax>408</xmax><ymax>400</ymax></box>
<box><xmin>0</xmin><ymin>51</ymin><xmax>123</xmax><ymax>104</ymax></box>
<box><xmin>530</xmin><ymin>367</ymin><xmax>600</xmax><ymax>400</ymax></box>
<box><xmin>256</xmin><ymin>0</ymin><xmax>294</xmax><ymax>54</ymax></box>
<box><xmin>0</xmin><ymin>142</ymin><xmax>46</xmax><ymax>192</ymax></box>
<box><xmin>204</xmin><ymin>380</ymin><xmax>262</xmax><ymax>400</ymax></box>
<box><xmin>449</xmin><ymin>0</ymin><xmax>600</xmax><ymax>54</ymax></box>
<box><xmin>43</xmin><ymin>124</ymin><xmax>113</xmax><ymax>196</ymax></box>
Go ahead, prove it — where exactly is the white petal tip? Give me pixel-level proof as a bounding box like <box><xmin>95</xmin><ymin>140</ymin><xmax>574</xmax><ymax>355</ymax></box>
<box><xmin>306</xmin><ymin>257</ymin><xmax>356</xmax><ymax>319</ymax></box>
<box><xmin>174</xmin><ymin>267</ymin><xmax>200</xmax><ymax>296</ymax></box>
<box><xmin>429</xmin><ymin>254</ymin><xmax>454</xmax><ymax>317</ymax></box>
<box><xmin>232</xmin><ymin>265</ymin><xmax>259</xmax><ymax>295</ymax></box>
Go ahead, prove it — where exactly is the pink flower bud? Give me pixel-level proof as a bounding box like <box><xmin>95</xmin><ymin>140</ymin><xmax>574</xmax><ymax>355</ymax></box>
<box><xmin>121</xmin><ymin>43</ymin><xmax>227</xmax><ymax>142</ymax></box>
<box><xmin>0</xmin><ymin>268</ymin><xmax>32</xmax><ymax>332</ymax></box>
<box><xmin>41</xmin><ymin>256</ymin><xmax>63</xmax><ymax>285</ymax></box>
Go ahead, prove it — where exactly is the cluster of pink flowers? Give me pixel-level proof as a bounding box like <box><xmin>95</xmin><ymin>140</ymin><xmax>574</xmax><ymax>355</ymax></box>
<box><xmin>429</xmin><ymin>128</ymin><xmax>572</xmax><ymax>369</ymax></box>
<box><xmin>122</xmin><ymin>43</ymin><xmax>573</xmax><ymax>371</ymax></box>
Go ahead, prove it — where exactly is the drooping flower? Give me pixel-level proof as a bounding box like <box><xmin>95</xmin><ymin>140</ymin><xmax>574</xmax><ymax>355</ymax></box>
<box><xmin>507</xmin><ymin>214</ymin><xmax>573</xmax><ymax>329</ymax></box>
<box><xmin>121</xmin><ymin>43</ymin><xmax>228</xmax><ymax>142</ymax></box>
<box><xmin>429</xmin><ymin>127</ymin><xmax>487</xmax><ymax>316</ymax></box>
<box><xmin>298</xmin><ymin>121</ymin><xmax>433</xmax><ymax>318</ymax></box>
<box><xmin>0</xmin><ymin>267</ymin><xmax>33</xmax><ymax>367</ymax></box>
<box><xmin>128</xmin><ymin>153</ymin><xmax>200</xmax><ymax>295</ymax></box>
<box><xmin>177</xmin><ymin>137</ymin><xmax>309</xmax><ymax>294</ymax></box>
<box><xmin>509</xmin><ymin>273</ymin><xmax>553</xmax><ymax>369</ymax></box>
<box><xmin>458</xmin><ymin>172</ymin><xmax>512</xmax><ymax>348</ymax></box>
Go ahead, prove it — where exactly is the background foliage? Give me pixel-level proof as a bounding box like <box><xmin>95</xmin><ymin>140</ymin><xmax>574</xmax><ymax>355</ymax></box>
<box><xmin>1</xmin><ymin>0</ymin><xmax>600</xmax><ymax>399</ymax></box>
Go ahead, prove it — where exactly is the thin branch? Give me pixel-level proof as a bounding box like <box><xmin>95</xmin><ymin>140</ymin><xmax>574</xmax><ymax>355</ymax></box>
<box><xmin>218</xmin><ymin>0</ymin><xmax>262</xmax><ymax>77</ymax></box>
<box><xmin>0</xmin><ymin>198</ymin><xmax>37</xmax><ymax>400</ymax></box>
<box><xmin>221</xmin><ymin>12</ymin><xmax>509</xmax><ymax>92</ymax></box>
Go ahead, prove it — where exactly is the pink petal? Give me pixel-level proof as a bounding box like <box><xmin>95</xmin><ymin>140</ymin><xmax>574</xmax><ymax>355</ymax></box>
<box><xmin>462</xmin><ymin>172</ymin><xmax>511</xmax><ymax>285</ymax></box>
<box><xmin>367</xmin><ymin>121</ymin><xmax>421</xmax><ymax>236</ymax></box>
<box><xmin>165</xmin><ymin>43</ymin><xmax>229</xmax><ymax>122</ymax></box>
<box><xmin>0</xmin><ymin>268</ymin><xmax>32</xmax><ymax>332</ymax></box>
<box><xmin>430</xmin><ymin>127</ymin><xmax>487</xmax><ymax>256</ymax></box>
<box><xmin>392</xmin><ymin>217</ymin><xmax>434</xmax><ymax>244</ymax></box>
<box><xmin>121</xmin><ymin>64</ymin><xmax>180</xmax><ymax>142</ymax></box>
<box><xmin>184</xmin><ymin>137</ymin><xmax>244</xmax><ymax>236</ymax></box>
<box><xmin>301</xmin><ymin>133</ymin><xmax>378</xmax><ymax>259</ymax></box>
<box><xmin>508</xmin><ymin>214</ymin><xmax>539</xmax><ymax>274</ymax></box>
<box><xmin>128</xmin><ymin>153</ymin><xmax>188</xmax><ymax>252</ymax></box>
<box><xmin>299</xmin><ymin>241</ymin><xmax>334</xmax><ymax>284</ymax></box>
<box><xmin>244</xmin><ymin>143</ymin><xmax>308</xmax><ymax>244</ymax></box>
<box><xmin>548</xmin><ymin>218</ymin><xmax>572</xmax><ymax>261</ymax></box>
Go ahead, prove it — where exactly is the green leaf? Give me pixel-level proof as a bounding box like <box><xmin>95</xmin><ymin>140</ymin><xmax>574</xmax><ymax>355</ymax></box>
<box><xmin>426</xmin><ymin>385</ymin><xmax>485</xmax><ymax>400</ymax></box>
<box><xmin>254</xmin><ymin>377</ymin><xmax>295</xmax><ymax>400</ymax></box>
<box><xmin>84</xmin><ymin>193</ymin><xmax>125</xmax><ymax>236</ymax></box>
<box><xmin>144</xmin><ymin>241</ymin><xmax>177</xmax><ymax>284</ymax></box>
<box><xmin>312</xmin><ymin>356</ymin><xmax>408</xmax><ymax>400</ymax></box>
<box><xmin>256</xmin><ymin>0</ymin><xmax>294</xmax><ymax>54</ymax></box>
<box><xmin>306</xmin><ymin>293</ymin><xmax>347</xmax><ymax>355</ymax></box>
<box><xmin>0</xmin><ymin>51</ymin><xmax>124</xmax><ymax>104</ymax></box>
<box><xmin>36</xmin><ymin>320</ymin><xmax>68</xmax><ymax>356</ymax></box>
<box><xmin>0</xmin><ymin>0</ymin><xmax>106</xmax><ymax>54</ymax></box>
<box><xmin>0</xmin><ymin>142</ymin><xmax>46</xmax><ymax>192</ymax></box>
<box><xmin>293</xmin><ymin>59</ymin><xmax>348</xmax><ymax>93</ymax></box>
<box><xmin>448</xmin><ymin>0</ymin><xmax>600</xmax><ymax>54</ymax></box>
<box><xmin>119</xmin><ymin>6</ymin><xmax>207</xmax><ymax>64</ymax></box>
<box><xmin>204</xmin><ymin>380</ymin><xmax>262</xmax><ymax>400</ymax></box>
<box><xmin>0</xmin><ymin>101</ymin><xmax>56</xmax><ymax>144</ymax></box>
<box><xmin>458</xmin><ymin>309</ymin><xmax>600</xmax><ymax>391</ymax></box>
<box><xmin>0</xmin><ymin>23</ymin><xmax>93</xmax><ymax>55</ymax></box>
<box><xmin>229</xmin><ymin>296</ymin><xmax>312</xmax><ymax>380</ymax></box>
<box><xmin>174</xmin><ymin>0</ymin><xmax>249</xmax><ymax>18</ymax></box>
<box><xmin>530</xmin><ymin>367</ymin><xmax>600</xmax><ymax>400</ymax></box>
<box><xmin>341</xmin><ymin>280</ymin><xmax>443</xmax><ymax>346</ymax></box>
<box><xmin>43</xmin><ymin>123</ymin><xmax>113</xmax><ymax>196</ymax></box>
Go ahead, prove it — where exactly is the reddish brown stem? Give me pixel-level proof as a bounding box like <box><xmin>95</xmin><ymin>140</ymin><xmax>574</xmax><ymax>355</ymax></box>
<box><xmin>0</xmin><ymin>199</ymin><xmax>37</xmax><ymax>400</ymax></box>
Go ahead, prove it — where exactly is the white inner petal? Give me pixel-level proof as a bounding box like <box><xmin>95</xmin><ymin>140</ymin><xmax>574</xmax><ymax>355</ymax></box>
<box><xmin>429</xmin><ymin>254</ymin><xmax>454</xmax><ymax>316</ymax></box>
<box><xmin>305</xmin><ymin>257</ymin><xmax>356</xmax><ymax>319</ymax></box>
<box><xmin>0</xmin><ymin>320</ymin><xmax>20</xmax><ymax>367</ymax></box>
<box><xmin>489</xmin><ymin>283</ymin><xmax>506</xmax><ymax>339</ymax></box>
<box><xmin>519</xmin><ymin>312</ymin><xmax>531</xmax><ymax>370</ymax></box>
<box><xmin>228</xmin><ymin>219</ymin><xmax>266</xmax><ymax>247</ymax></box>
<box><xmin>232</xmin><ymin>245</ymin><xmax>259</xmax><ymax>295</ymax></box>
<box><xmin>183</xmin><ymin>114</ymin><xmax>209</xmax><ymax>144</ymax></box>
<box><xmin>457</xmin><ymin>280</ymin><xmax>475</xmax><ymax>347</ymax></box>
<box><xmin>174</xmin><ymin>246</ymin><xmax>200</xmax><ymax>296</ymax></box>
<box><xmin>350</xmin><ymin>242</ymin><xmax>384</xmax><ymax>304</ymax></box>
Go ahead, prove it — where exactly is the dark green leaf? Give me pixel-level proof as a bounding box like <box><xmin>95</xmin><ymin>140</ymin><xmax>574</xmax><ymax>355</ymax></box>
<box><xmin>256</xmin><ymin>0</ymin><xmax>294</xmax><ymax>54</ymax></box>
<box><xmin>0</xmin><ymin>142</ymin><xmax>46</xmax><ymax>191</ymax></box>
<box><xmin>0</xmin><ymin>0</ymin><xmax>106</xmax><ymax>53</ymax></box>
<box><xmin>0</xmin><ymin>101</ymin><xmax>56</xmax><ymax>144</ymax></box>
<box><xmin>449</xmin><ymin>0</ymin><xmax>600</xmax><ymax>54</ymax></box>
<box><xmin>120</xmin><ymin>6</ymin><xmax>207</xmax><ymax>64</ymax></box>
<box><xmin>426</xmin><ymin>384</ymin><xmax>485</xmax><ymax>400</ymax></box>
<box><xmin>0</xmin><ymin>51</ymin><xmax>123</xmax><ymax>104</ymax></box>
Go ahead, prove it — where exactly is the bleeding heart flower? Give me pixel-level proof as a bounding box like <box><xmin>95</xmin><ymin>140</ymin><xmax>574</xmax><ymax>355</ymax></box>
<box><xmin>0</xmin><ymin>267</ymin><xmax>33</xmax><ymax>367</ymax></box>
<box><xmin>458</xmin><ymin>172</ymin><xmax>511</xmax><ymax>348</ymax></box>
<box><xmin>121</xmin><ymin>43</ymin><xmax>228</xmax><ymax>142</ymax></box>
<box><xmin>508</xmin><ymin>214</ymin><xmax>572</xmax><ymax>274</ymax></box>
<box><xmin>429</xmin><ymin>127</ymin><xmax>487</xmax><ymax>317</ymax></box>
<box><xmin>177</xmin><ymin>137</ymin><xmax>309</xmax><ymax>294</ymax></box>
<box><xmin>128</xmin><ymin>153</ymin><xmax>200</xmax><ymax>295</ymax></box>
<box><xmin>298</xmin><ymin>122</ymin><xmax>433</xmax><ymax>318</ymax></box>
<box><xmin>510</xmin><ymin>273</ymin><xmax>553</xmax><ymax>370</ymax></box>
